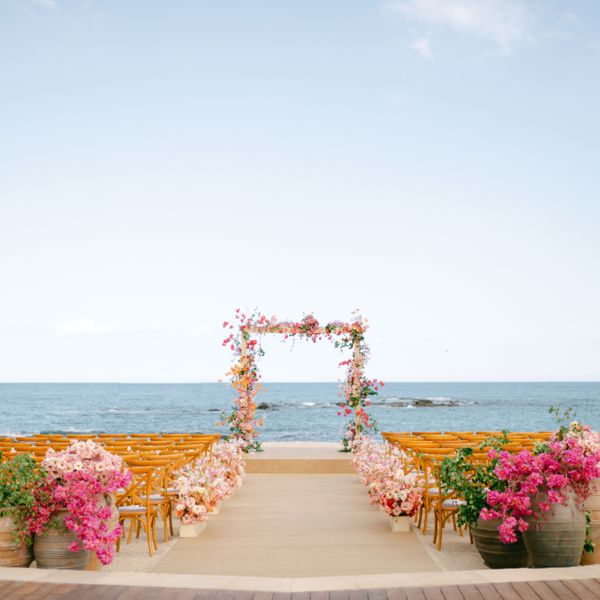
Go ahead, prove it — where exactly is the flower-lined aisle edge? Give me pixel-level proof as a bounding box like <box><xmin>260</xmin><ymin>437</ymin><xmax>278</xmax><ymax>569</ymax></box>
<box><xmin>221</xmin><ymin>310</ymin><xmax>382</xmax><ymax>452</ymax></box>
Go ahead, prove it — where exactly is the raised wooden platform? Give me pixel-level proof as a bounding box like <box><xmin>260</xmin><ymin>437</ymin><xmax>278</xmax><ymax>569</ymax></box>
<box><xmin>1</xmin><ymin>578</ymin><xmax>600</xmax><ymax>599</ymax></box>
<box><xmin>245</xmin><ymin>444</ymin><xmax>353</xmax><ymax>474</ymax></box>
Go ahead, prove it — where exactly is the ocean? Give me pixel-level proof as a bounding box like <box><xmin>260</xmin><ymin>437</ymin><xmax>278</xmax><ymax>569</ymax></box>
<box><xmin>0</xmin><ymin>382</ymin><xmax>599</xmax><ymax>441</ymax></box>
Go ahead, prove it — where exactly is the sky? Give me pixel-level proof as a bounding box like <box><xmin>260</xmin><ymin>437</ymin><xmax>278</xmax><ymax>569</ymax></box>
<box><xmin>1</xmin><ymin>0</ymin><xmax>599</xmax><ymax>383</ymax></box>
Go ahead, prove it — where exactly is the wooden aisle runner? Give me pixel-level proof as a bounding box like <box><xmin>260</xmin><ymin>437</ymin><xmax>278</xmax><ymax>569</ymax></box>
<box><xmin>1</xmin><ymin>579</ymin><xmax>600</xmax><ymax>600</ymax></box>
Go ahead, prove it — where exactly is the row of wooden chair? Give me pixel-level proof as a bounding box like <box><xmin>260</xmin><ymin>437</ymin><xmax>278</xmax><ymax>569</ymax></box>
<box><xmin>0</xmin><ymin>432</ymin><xmax>221</xmax><ymax>557</ymax></box>
<box><xmin>381</xmin><ymin>431</ymin><xmax>552</xmax><ymax>551</ymax></box>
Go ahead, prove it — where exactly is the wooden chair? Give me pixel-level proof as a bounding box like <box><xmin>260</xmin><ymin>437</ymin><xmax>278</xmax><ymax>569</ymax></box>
<box><xmin>125</xmin><ymin>456</ymin><xmax>183</xmax><ymax>542</ymax></box>
<box><xmin>116</xmin><ymin>466</ymin><xmax>158</xmax><ymax>557</ymax></box>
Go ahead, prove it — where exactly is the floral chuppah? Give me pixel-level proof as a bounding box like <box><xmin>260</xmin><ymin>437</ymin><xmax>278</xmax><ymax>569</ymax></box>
<box><xmin>222</xmin><ymin>310</ymin><xmax>382</xmax><ymax>452</ymax></box>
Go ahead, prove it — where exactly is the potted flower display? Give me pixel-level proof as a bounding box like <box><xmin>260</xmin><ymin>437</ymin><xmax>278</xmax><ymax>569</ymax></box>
<box><xmin>440</xmin><ymin>436</ymin><xmax>528</xmax><ymax>569</ymax></box>
<box><xmin>27</xmin><ymin>440</ymin><xmax>131</xmax><ymax>569</ymax></box>
<box><xmin>379</xmin><ymin>472</ymin><xmax>423</xmax><ymax>532</ymax></box>
<box><xmin>558</xmin><ymin>421</ymin><xmax>600</xmax><ymax>564</ymax></box>
<box><xmin>0</xmin><ymin>453</ymin><xmax>44</xmax><ymax>567</ymax></box>
<box><xmin>173</xmin><ymin>471</ymin><xmax>208</xmax><ymax>537</ymax></box>
<box><xmin>481</xmin><ymin>422</ymin><xmax>600</xmax><ymax>568</ymax></box>
<box><xmin>352</xmin><ymin>437</ymin><xmax>422</xmax><ymax>531</ymax></box>
<box><xmin>174</xmin><ymin>441</ymin><xmax>246</xmax><ymax>537</ymax></box>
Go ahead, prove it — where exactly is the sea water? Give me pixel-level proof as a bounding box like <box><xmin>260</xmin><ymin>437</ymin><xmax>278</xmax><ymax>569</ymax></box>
<box><xmin>0</xmin><ymin>382</ymin><xmax>598</xmax><ymax>441</ymax></box>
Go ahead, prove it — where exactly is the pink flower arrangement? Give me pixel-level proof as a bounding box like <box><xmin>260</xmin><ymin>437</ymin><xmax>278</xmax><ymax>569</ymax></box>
<box><xmin>481</xmin><ymin>426</ymin><xmax>600</xmax><ymax>544</ymax></box>
<box><xmin>352</xmin><ymin>437</ymin><xmax>423</xmax><ymax>516</ymax></box>
<box><xmin>174</xmin><ymin>441</ymin><xmax>246</xmax><ymax>523</ymax></box>
<box><xmin>28</xmin><ymin>441</ymin><xmax>131</xmax><ymax>565</ymax></box>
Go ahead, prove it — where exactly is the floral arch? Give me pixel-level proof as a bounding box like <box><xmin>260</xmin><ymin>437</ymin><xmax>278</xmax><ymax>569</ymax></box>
<box><xmin>221</xmin><ymin>310</ymin><xmax>382</xmax><ymax>452</ymax></box>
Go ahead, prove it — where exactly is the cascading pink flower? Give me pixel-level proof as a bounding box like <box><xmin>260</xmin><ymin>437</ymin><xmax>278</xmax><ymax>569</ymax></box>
<box><xmin>481</xmin><ymin>428</ymin><xmax>600</xmax><ymax>544</ymax></box>
<box><xmin>29</xmin><ymin>441</ymin><xmax>131</xmax><ymax>565</ymax></box>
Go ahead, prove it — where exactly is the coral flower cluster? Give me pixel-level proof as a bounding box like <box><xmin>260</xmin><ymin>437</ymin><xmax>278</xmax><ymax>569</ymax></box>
<box><xmin>27</xmin><ymin>441</ymin><xmax>131</xmax><ymax>565</ymax></box>
<box><xmin>222</xmin><ymin>310</ymin><xmax>381</xmax><ymax>451</ymax></box>
<box><xmin>174</xmin><ymin>441</ymin><xmax>246</xmax><ymax>524</ymax></box>
<box><xmin>352</xmin><ymin>437</ymin><xmax>423</xmax><ymax>517</ymax></box>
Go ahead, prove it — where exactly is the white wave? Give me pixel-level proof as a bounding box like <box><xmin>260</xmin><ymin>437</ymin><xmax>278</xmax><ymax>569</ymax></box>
<box><xmin>301</xmin><ymin>402</ymin><xmax>316</xmax><ymax>406</ymax></box>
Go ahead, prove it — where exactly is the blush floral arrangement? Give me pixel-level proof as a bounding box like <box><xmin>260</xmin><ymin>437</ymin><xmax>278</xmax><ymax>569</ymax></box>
<box><xmin>174</xmin><ymin>441</ymin><xmax>245</xmax><ymax>524</ymax></box>
<box><xmin>352</xmin><ymin>437</ymin><xmax>423</xmax><ymax>517</ymax></box>
<box><xmin>480</xmin><ymin>421</ymin><xmax>600</xmax><ymax>544</ymax></box>
<box><xmin>27</xmin><ymin>441</ymin><xmax>131</xmax><ymax>565</ymax></box>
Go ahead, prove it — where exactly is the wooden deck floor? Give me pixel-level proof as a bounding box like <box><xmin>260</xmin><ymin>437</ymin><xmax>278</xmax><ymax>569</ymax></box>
<box><xmin>1</xmin><ymin>578</ymin><xmax>600</xmax><ymax>599</ymax></box>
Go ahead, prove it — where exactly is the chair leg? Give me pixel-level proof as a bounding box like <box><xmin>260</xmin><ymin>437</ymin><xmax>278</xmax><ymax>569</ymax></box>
<box><xmin>144</xmin><ymin>520</ymin><xmax>154</xmax><ymax>557</ymax></box>
<box><xmin>152</xmin><ymin>515</ymin><xmax>158</xmax><ymax>550</ymax></box>
<box><xmin>126</xmin><ymin>520</ymin><xmax>135</xmax><ymax>544</ymax></box>
<box><xmin>422</xmin><ymin>506</ymin><xmax>429</xmax><ymax>535</ymax></box>
<box><xmin>163</xmin><ymin>510</ymin><xmax>169</xmax><ymax>543</ymax></box>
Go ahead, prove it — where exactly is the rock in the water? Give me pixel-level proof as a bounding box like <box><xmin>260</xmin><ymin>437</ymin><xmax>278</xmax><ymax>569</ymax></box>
<box><xmin>412</xmin><ymin>399</ymin><xmax>460</xmax><ymax>407</ymax></box>
<box><xmin>256</xmin><ymin>402</ymin><xmax>278</xmax><ymax>411</ymax></box>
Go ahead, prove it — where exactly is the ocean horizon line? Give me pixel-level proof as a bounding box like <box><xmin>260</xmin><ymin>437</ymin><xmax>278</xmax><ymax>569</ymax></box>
<box><xmin>1</xmin><ymin>380</ymin><xmax>599</xmax><ymax>385</ymax></box>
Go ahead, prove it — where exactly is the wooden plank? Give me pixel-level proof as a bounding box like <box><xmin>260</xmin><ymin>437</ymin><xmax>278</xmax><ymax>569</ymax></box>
<box><xmin>347</xmin><ymin>591</ymin><xmax>368</xmax><ymax>600</ymax></box>
<box><xmin>254</xmin><ymin>593</ymin><xmax>273</xmax><ymax>600</ymax></box>
<box><xmin>490</xmin><ymin>583</ymin><xmax>520</xmax><ymax>600</ymax></box>
<box><xmin>508</xmin><ymin>582</ymin><xmax>542</xmax><ymax>600</ymax></box>
<box><xmin>0</xmin><ymin>581</ymin><xmax>17</xmax><ymax>591</ymax></box>
<box><xmin>367</xmin><ymin>589</ymin><xmax>387</xmax><ymax>600</ymax></box>
<box><xmin>311</xmin><ymin>592</ymin><xmax>329</xmax><ymax>600</ymax></box>
<box><xmin>404</xmin><ymin>587</ymin><xmax>426</xmax><ymax>600</ymax></box>
<box><xmin>385</xmin><ymin>588</ymin><xmax>407</xmax><ymax>600</ymax></box>
<box><xmin>473</xmin><ymin>585</ymin><xmax>502</xmax><ymax>600</ymax></box>
<box><xmin>215</xmin><ymin>592</ymin><xmax>237</xmax><ymax>600</ymax></box>
<box><xmin>438</xmin><ymin>586</ymin><xmax>463</xmax><ymax>600</ymax></box>
<box><xmin>174</xmin><ymin>589</ymin><xmax>204</xmax><ymax>600</ymax></box>
<box><xmin>579</xmin><ymin>580</ymin><xmax>600</xmax><ymax>596</ymax></box>
<box><xmin>525</xmin><ymin>581</ymin><xmax>560</xmax><ymax>600</ymax></box>
<box><xmin>543</xmin><ymin>581</ymin><xmax>579</xmax><ymax>600</ymax></box>
<box><xmin>561</xmin><ymin>579</ymin><xmax>600</xmax><ymax>600</ymax></box>
<box><xmin>273</xmin><ymin>593</ymin><xmax>293</xmax><ymax>600</ymax></box>
<box><xmin>115</xmin><ymin>586</ymin><xmax>148</xmax><ymax>600</ymax></box>
<box><xmin>194</xmin><ymin>591</ymin><xmax>218</xmax><ymax>600</ymax></box>
<box><xmin>330</xmin><ymin>591</ymin><xmax>349</xmax><ymax>600</ymax></box>
<box><xmin>4</xmin><ymin>583</ymin><xmax>63</xmax><ymax>600</ymax></box>
<box><xmin>0</xmin><ymin>582</ymin><xmax>27</xmax><ymax>599</ymax></box>
<box><xmin>291</xmin><ymin>593</ymin><xmax>310</xmax><ymax>600</ymax></box>
<box><xmin>63</xmin><ymin>584</ymin><xmax>128</xmax><ymax>600</ymax></box>
<box><xmin>420</xmin><ymin>586</ymin><xmax>443</xmax><ymax>600</ymax></box>
<box><xmin>2</xmin><ymin>580</ymin><xmax>48</xmax><ymax>599</ymax></box>
<box><xmin>232</xmin><ymin>592</ymin><xmax>254</xmax><ymax>600</ymax></box>
<box><xmin>455</xmin><ymin>585</ymin><xmax>483</xmax><ymax>600</ymax></box>
<box><xmin>143</xmin><ymin>588</ymin><xmax>180</xmax><ymax>600</ymax></box>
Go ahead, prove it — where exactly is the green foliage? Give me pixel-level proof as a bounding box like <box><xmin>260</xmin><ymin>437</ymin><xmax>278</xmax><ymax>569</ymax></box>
<box><xmin>440</xmin><ymin>431</ymin><xmax>509</xmax><ymax>528</ymax></box>
<box><xmin>0</xmin><ymin>453</ymin><xmax>45</xmax><ymax>546</ymax></box>
<box><xmin>584</xmin><ymin>510</ymin><xmax>595</xmax><ymax>554</ymax></box>
<box><xmin>549</xmin><ymin>404</ymin><xmax>576</xmax><ymax>441</ymax></box>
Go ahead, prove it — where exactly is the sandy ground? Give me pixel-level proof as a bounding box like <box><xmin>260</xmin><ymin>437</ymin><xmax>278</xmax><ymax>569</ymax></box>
<box><xmin>107</xmin><ymin>474</ymin><xmax>484</xmax><ymax>575</ymax></box>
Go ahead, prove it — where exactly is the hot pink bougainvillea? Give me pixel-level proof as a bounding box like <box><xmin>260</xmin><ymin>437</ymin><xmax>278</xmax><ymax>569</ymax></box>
<box><xmin>27</xmin><ymin>441</ymin><xmax>131</xmax><ymax>565</ymax></box>
<box><xmin>480</xmin><ymin>422</ymin><xmax>600</xmax><ymax>544</ymax></box>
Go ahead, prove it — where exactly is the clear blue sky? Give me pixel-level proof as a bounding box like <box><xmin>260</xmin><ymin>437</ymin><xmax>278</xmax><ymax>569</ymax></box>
<box><xmin>1</xmin><ymin>0</ymin><xmax>599</xmax><ymax>382</ymax></box>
